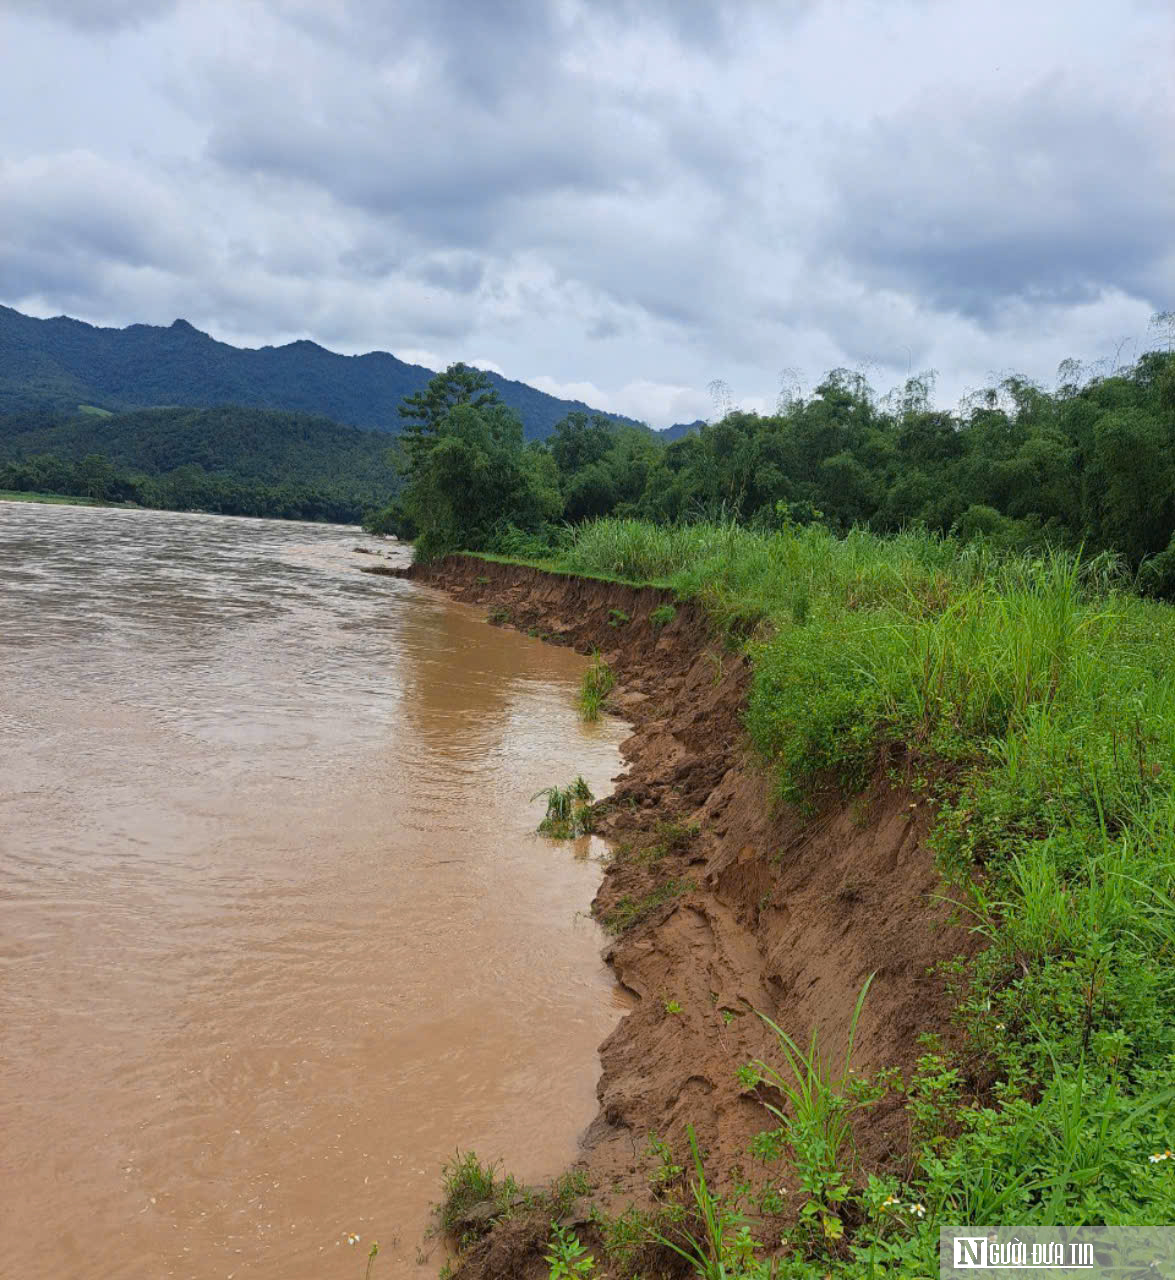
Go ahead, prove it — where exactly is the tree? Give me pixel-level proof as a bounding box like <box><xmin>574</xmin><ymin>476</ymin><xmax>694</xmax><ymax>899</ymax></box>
<box><xmin>397</xmin><ymin>370</ymin><xmax>561</xmax><ymax>558</ymax></box>
<box><xmin>78</xmin><ymin>453</ymin><xmax>114</xmax><ymax>501</ymax></box>
<box><xmin>397</xmin><ymin>362</ymin><xmax>499</xmax><ymax>468</ymax></box>
<box><xmin>548</xmin><ymin>411</ymin><xmax>615</xmax><ymax>477</ymax></box>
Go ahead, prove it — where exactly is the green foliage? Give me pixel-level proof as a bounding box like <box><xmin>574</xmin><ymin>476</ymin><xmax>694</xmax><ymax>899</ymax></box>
<box><xmin>545</xmin><ymin>1222</ymin><xmax>595</xmax><ymax>1278</ymax></box>
<box><xmin>395</xmin><ymin>366</ymin><xmax>562</xmax><ymax>559</ymax></box>
<box><xmin>608</xmin><ymin>608</ymin><xmax>630</xmax><ymax>627</ymax></box>
<box><xmin>645</xmin><ymin>1127</ymin><xmax>766</xmax><ymax>1280</ymax></box>
<box><xmin>650</xmin><ymin>603</ymin><xmax>677</xmax><ymax>631</ymax></box>
<box><xmin>579</xmin><ymin>653</ymin><xmax>616</xmax><ymax>721</ymax></box>
<box><xmin>533</xmin><ymin>776</ymin><xmax>595</xmax><ymax>839</ymax></box>
<box><xmin>454</xmin><ymin>350</ymin><xmax>1175</xmax><ymax>597</ymax></box>
<box><xmin>436</xmin><ymin>1151</ymin><xmax>517</xmax><ymax>1242</ymax></box>
<box><xmin>486</xmin><ymin>522</ymin><xmax>564</xmax><ymax>559</ymax></box>
<box><xmin>751</xmin><ymin>978</ymin><xmax>875</xmax><ymax>1256</ymax></box>
<box><xmin>0</xmin><ymin>404</ymin><xmax>402</xmax><ymax>521</ymax></box>
<box><xmin>553</xmin><ymin>517</ymin><xmax>1175</xmax><ymax>1269</ymax></box>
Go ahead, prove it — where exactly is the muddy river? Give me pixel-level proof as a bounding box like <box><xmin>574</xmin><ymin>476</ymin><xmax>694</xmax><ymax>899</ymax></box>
<box><xmin>0</xmin><ymin>501</ymin><xmax>628</xmax><ymax>1279</ymax></box>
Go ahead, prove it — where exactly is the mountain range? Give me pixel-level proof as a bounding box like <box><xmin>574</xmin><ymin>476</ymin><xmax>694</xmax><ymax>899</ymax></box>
<box><xmin>0</xmin><ymin>304</ymin><xmax>698</xmax><ymax>441</ymax></box>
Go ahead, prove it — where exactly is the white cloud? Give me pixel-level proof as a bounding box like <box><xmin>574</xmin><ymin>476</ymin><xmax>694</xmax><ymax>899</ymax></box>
<box><xmin>528</xmin><ymin>375</ymin><xmax>712</xmax><ymax>428</ymax></box>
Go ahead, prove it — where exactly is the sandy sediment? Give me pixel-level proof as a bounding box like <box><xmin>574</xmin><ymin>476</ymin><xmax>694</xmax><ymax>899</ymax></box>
<box><xmin>398</xmin><ymin>555</ymin><xmax>976</xmax><ymax>1278</ymax></box>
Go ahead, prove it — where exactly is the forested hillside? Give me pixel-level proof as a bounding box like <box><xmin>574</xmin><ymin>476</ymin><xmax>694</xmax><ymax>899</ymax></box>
<box><xmin>0</xmin><ymin>305</ymin><xmax>653</xmax><ymax>439</ymax></box>
<box><xmin>0</xmin><ymin>405</ymin><xmax>400</xmax><ymax>522</ymax></box>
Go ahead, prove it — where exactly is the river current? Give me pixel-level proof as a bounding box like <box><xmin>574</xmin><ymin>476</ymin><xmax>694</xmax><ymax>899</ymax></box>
<box><xmin>0</xmin><ymin>501</ymin><xmax>627</xmax><ymax>1279</ymax></box>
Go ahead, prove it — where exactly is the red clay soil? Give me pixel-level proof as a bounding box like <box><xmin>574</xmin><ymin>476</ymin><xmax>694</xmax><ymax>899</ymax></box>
<box><xmin>396</xmin><ymin>555</ymin><xmax>977</xmax><ymax>1279</ymax></box>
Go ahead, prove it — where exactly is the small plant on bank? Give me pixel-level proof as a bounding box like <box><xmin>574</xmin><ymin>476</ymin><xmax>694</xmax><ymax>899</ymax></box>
<box><xmin>647</xmin><ymin>1126</ymin><xmax>763</xmax><ymax>1280</ymax></box>
<box><xmin>650</xmin><ymin>602</ymin><xmax>676</xmax><ymax>632</ymax></box>
<box><xmin>601</xmin><ymin>878</ymin><xmax>692</xmax><ymax>933</ymax></box>
<box><xmin>664</xmin><ymin>997</ymin><xmax>683</xmax><ymax>1015</ymax></box>
<box><xmin>545</xmin><ymin>1221</ymin><xmax>596</xmax><ymax>1278</ymax></box>
<box><xmin>633</xmin><ymin>818</ymin><xmax>700</xmax><ymax>864</ymax></box>
<box><xmin>608</xmin><ymin>608</ymin><xmax>630</xmax><ymax>628</ymax></box>
<box><xmin>579</xmin><ymin>652</ymin><xmax>616</xmax><ymax>721</ymax></box>
<box><xmin>436</xmin><ymin>1150</ymin><xmax>516</xmax><ymax>1242</ymax></box>
<box><xmin>548</xmin><ymin>1169</ymin><xmax>591</xmax><ymax>1217</ymax></box>
<box><xmin>533</xmin><ymin>776</ymin><xmax>595</xmax><ymax>838</ymax></box>
<box><xmin>751</xmin><ymin>975</ymin><xmax>877</xmax><ymax>1255</ymax></box>
<box><xmin>487</xmin><ymin>605</ymin><xmax>511</xmax><ymax>625</ymax></box>
<box><xmin>645</xmin><ymin>1132</ymin><xmax>684</xmax><ymax>1196</ymax></box>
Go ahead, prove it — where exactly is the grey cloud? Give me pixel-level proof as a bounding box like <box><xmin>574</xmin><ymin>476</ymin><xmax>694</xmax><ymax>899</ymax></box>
<box><xmin>201</xmin><ymin>1</ymin><xmax>755</xmax><ymax>246</ymax></box>
<box><xmin>0</xmin><ymin>154</ymin><xmax>199</xmax><ymax>274</ymax></box>
<box><xmin>410</xmin><ymin>252</ymin><xmax>487</xmax><ymax>295</ymax></box>
<box><xmin>822</xmin><ymin>79</ymin><xmax>1175</xmax><ymax>320</ymax></box>
<box><xmin>588</xmin><ymin>316</ymin><xmax>623</xmax><ymax>340</ymax></box>
<box><xmin>0</xmin><ymin>0</ymin><xmax>177</xmax><ymax>30</ymax></box>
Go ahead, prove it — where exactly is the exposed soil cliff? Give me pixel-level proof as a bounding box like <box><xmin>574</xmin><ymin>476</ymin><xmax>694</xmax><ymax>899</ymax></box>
<box><xmin>397</xmin><ymin>556</ymin><xmax>976</xmax><ymax>1278</ymax></box>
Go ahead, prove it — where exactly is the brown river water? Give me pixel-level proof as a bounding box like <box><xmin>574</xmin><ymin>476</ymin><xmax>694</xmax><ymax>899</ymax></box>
<box><xmin>0</xmin><ymin>501</ymin><xmax>629</xmax><ymax>1280</ymax></box>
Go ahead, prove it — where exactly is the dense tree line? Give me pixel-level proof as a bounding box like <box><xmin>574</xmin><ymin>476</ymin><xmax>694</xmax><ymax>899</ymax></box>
<box><xmin>370</xmin><ymin>349</ymin><xmax>1175</xmax><ymax>592</ymax></box>
<box><xmin>0</xmin><ymin>451</ymin><xmax>368</xmax><ymax>522</ymax></box>
<box><xmin>0</xmin><ymin>403</ymin><xmax>405</xmax><ymax>523</ymax></box>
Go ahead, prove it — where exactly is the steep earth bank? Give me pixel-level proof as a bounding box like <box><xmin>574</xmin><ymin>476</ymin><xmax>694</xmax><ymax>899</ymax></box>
<box><xmin>396</xmin><ymin>555</ymin><xmax>976</xmax><ymax>1277</ymax></box>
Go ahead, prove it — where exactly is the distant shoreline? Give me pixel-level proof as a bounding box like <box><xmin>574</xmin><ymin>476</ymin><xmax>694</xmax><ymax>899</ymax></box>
<box><xmin>0</xmin><ymin>489</ymin><xmax>133</xmax><ymax>509</ymax></box>
<box><xmin>0</xmin><ymin>492</ymin><xmax>367</xmax><ymax>528</ymax></box>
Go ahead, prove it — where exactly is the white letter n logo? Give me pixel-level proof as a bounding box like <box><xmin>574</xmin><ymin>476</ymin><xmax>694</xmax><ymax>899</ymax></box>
<box><xmin>954</xmin><ymin>1237</ymin><xmax>988</xmax><ymax>1268</ymax></box>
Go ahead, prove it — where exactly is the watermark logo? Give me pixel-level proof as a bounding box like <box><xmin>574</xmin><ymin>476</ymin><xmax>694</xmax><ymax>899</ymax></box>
<box><xmin>950</xmin><ymin>1236</ymin><xmax>1092</xmax><ymax>1269</ymax></box>
<box><xmin>941</xmin><ymin>1227</ymin><xmax>1175</xmax><ymax>1278</ymax></box>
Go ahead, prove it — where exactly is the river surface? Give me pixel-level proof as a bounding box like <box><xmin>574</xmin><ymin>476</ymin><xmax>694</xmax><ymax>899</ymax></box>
<box><xmin>0</xmin><ymin>501</ymin><xmax>628</xmax><ymax>1279</ymax></box>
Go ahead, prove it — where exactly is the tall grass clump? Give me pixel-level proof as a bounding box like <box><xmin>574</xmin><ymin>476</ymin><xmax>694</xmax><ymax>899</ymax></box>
<box><xmin>579</xmin><ymin>651</ymin><xmax>616</xmax><ymax>720</ymax></box>
<box><xmin>533</xmin><ymin>776</ymin><xmax>595</xmax><ymax>838</ymax></box>
<box><xmin>437</xmin><ymin>1151</ymin><xmax>518</xmax><ymax>1241</ymax></box>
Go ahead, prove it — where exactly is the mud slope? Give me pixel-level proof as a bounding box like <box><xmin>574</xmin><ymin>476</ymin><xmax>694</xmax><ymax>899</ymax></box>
<box><xmin>399</xmin><ymin>555</ymin><xmax>975</xmax><ymax>1276</ymax></box>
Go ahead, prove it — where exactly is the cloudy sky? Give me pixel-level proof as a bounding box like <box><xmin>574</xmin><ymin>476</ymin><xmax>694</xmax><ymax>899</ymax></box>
<box><xmin>1</xmin><ymin>0</ymin><xmax>1171</xmax><ymax>427</ymax></box>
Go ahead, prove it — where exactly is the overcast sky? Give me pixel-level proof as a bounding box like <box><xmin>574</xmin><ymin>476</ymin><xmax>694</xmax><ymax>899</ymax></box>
<box><xmin>1</xmin><ymin>0</ymin><xmax>1171</xmax><ymax>426</ymax></box>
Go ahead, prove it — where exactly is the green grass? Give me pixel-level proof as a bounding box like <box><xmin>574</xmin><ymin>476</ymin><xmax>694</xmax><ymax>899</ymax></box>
<box><xmin>77</xmin><ymin>403</ymin><xmax>113</xmax><ymax>417</ymax></box>
<box><xmin>579</xmin><ymin>652</ymin><xmax>616</xmax><ymax>721</ymax></box>
<box><xmin>466</xmin><ymin>516</ymin><xmax>1175</xmax><ymax>1271</ymax></box>
<box><xmin>533</xmin><ymin>776</ymin><xmax>595</xmax><ymax>838</ymax></box>
<box><xmin>436</xmin><ymin>1150</ymin><xmax>522</xmax><ymax>1246</ymax></box>
<box><xmin>0</xmin><ymin>488</ymin><xmax>115</xmax><ymax>506</ymax></box>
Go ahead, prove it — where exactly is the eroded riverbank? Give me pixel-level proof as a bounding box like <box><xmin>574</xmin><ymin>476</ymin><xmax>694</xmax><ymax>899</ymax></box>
<box><xmin>401</xmin><ymin>555</ymin><xmax>975</xmax><ymax>1278</ymax></box>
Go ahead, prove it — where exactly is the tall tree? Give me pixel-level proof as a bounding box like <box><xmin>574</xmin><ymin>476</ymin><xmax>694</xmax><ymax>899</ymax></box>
<box><xmin>397</xmin><ymin>363</ymin><xmax>499</xmax><ymax>468</ymax></box>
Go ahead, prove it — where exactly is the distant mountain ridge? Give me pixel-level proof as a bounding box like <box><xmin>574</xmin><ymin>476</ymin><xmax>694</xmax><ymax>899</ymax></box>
<box><xmin>0</xmin><ymin>304</ymin><xmax>696</xmax><ymax>441</ymax></box>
